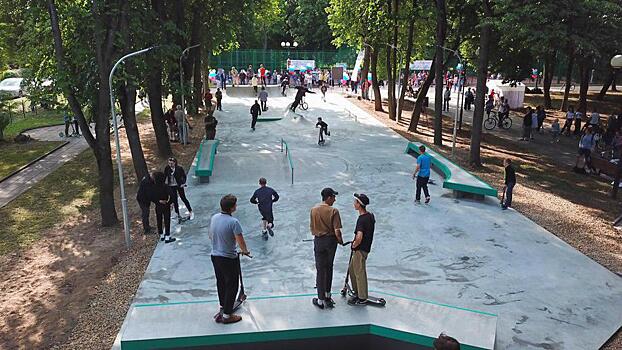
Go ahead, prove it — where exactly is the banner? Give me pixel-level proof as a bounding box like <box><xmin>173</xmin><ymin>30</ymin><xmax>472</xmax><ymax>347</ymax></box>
<box><xmin>287</xmin><ymin>59</ymin><xmax>315</xmax><ymax>71</ymax></box>
<box><xmin>351</xmin><ymin>50</ymin><xmax>365</xmax><ymax>82</ymax></box>
<box><xmin>409</xmin><ymin>60</ymin><xmax>433</xmax><ymax>71</ymax></box>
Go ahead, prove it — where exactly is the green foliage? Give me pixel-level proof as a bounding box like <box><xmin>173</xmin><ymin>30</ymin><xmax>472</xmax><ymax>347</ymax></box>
<box><xmin>0</xmin><ymin>94</ymin><xmax>11</xmax><ymax>140</ymax></box>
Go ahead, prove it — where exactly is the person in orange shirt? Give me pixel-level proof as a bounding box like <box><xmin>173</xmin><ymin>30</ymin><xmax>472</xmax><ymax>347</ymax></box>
<box><xmin>259</xmin><ymin>63</ymin><xmax>267</xmax><ymax>86</ymax></box>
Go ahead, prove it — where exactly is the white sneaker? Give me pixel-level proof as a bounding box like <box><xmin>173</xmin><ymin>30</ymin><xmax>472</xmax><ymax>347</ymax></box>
<box><xmin>189</xmin><ymin>211</ymin><xmax>194</xmax><ymax>220</ymax></box>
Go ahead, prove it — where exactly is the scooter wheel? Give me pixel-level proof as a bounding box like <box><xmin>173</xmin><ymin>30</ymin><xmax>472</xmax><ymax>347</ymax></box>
<box><xmin>340</xmin><ymin>289</ymin><xmax>347</xmax><ymax>296</ymax></box>
<box><xmin>378</xmin><ymin>298</ymin><xmax>386</xmax><ymax>306</ymax></box>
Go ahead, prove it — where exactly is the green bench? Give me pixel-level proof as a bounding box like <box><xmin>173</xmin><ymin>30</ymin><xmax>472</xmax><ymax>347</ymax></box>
<box><xmin>405</xmin><ymin>142</ymin><xmax>497</xmax><ymax>199</ymax></box>
<box><xmin>195</xmin><ymin>139</ymin><xmax>219</xmax><ymax>183</ymax></box>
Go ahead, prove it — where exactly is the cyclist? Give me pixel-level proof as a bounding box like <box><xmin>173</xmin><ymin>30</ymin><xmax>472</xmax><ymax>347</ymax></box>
<box><xmin>291</xmin><ymin>86</ymin><xmax>315</xmax><ymax>112</ymax></box>
<box><xmin>498</xmin><ymin>97</ymin><xmax>509</xmax><ymax>127</ymax></box>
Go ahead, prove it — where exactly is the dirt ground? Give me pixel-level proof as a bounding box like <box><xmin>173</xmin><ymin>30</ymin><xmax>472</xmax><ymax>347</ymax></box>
<box><xmin>349</xmin><ymin>95</ymin><xmax>622</xmax><ymax>349</ymax></box>
<box><xmin>0</xmin><ymin>112</ymin><xmax>201</xmax><ymax>349</ymax></box>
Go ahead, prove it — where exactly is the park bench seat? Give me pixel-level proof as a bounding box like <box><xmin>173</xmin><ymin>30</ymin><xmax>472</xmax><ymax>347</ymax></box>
<box><xmin>194</xmin><ymin>139</ymin><xmax>219</xmax><ymax>183</ymax></box>
<box><xmin>405</xmin><ymin>142</ymin><xmax>498</xmax><ymax>199</ymax></box>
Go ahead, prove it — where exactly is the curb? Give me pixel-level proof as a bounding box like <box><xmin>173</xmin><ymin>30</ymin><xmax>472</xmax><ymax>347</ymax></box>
<box><xmin>0</xmin><ymin>140</ymin><xmax>70</xmax><ymax>184</ymax></box>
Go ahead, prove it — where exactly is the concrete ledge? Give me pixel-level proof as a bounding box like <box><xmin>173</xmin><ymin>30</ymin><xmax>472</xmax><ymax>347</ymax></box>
<box><xmin>194</xmin><ymin>139</ymin><xmax>219</xmax><ymax>183</ymax></box>
<box><xmin>405</xmin><ymin>142</ymin><xmax>497</xmax><ymax>198</ymax></box>
<box><xmin>120</xmin><ymin>292</ymin><xmax>497</xmax><ymax>350</ymax></box>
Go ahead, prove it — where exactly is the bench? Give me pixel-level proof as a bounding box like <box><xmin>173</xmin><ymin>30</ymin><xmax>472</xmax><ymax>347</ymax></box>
<box><xmin>405</xmin><ymin>142</ymin><xmax>498</xmax><ymax>199</ymax></box>
<box><xmin>195</xmin><ymin>139</ymin><xmax>219</xmax><ymax>183</ymax></box>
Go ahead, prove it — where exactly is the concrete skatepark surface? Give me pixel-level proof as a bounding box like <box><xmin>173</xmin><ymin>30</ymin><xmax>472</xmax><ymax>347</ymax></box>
<box><xmin>114</xmin><ymin>91</ymin><xmax>622</xmax><ymax>349</ymax></box>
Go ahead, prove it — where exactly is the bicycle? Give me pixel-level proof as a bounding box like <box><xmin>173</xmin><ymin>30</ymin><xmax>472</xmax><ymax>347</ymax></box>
<box><xmin>300</xmin><ymin>96</ymin><xmax>309</xmax><ymax>111</ymax></box>
<box><xmin>559</xmin><ymin>83</ymin><xmax>576</xmax><ymax>92</ymax></box>
<box><xmin>484</xmin><ymin>111</ymin><xmax>512</xmax><ymax>130</ymax></box>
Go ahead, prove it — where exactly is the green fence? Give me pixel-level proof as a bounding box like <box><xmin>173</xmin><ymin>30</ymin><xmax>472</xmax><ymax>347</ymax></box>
<box><xmin>209</xmin><ymin>48</ymin><xmax>357</xmax><ymax>71</ymax></box>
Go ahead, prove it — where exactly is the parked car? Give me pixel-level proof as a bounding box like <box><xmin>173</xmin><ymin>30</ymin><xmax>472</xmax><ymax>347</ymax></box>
<box><xmin>0</xmin><ymin>77</ymin><xmax>25</xmax><ymax>98</ymax></box>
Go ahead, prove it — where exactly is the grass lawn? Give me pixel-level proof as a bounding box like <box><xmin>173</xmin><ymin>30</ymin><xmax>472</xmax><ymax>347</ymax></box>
<box><xmin>0</xmin><ymin>150</ymin><xmax>98</xmax><ymax>255</ymax></box>
<box><xmin>4</xmin><ymin>108</ymin><xmax>64</xmax><ymax>139</ymax></box>
<box><xmin>0</xmin><ymin>141</ymin><xmax>65</xmax><ymax>179</ymax></box>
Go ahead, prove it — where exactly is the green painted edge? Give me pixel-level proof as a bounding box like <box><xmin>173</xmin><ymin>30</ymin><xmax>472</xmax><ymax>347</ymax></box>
<box><xmin>195</xmin><ymin>139</ymin><xmax>219</xmax><ymax>177</ymax></box>
<box><xmin>281</xmin><ymin>138</ymin><xmax>294</xmax><ymax>170</ymax></box>
<box><xmin>369</xmin><ymin>290</ymin><xmax>497</xmax><ymax>317</ymax></box>
<box><xmin>121</xmin><ymin>324</ymin><xmax>489</xmax><ymax>350</ymax></box>
<box><xmin>256</xmin><ymin>117</ymin><xmax>283</xmax><ymax>122</ymax></box>
<box><xmin>405</xmin><ymin>142</ymin><xmax>497</xmax><ymax>197</ymax></box>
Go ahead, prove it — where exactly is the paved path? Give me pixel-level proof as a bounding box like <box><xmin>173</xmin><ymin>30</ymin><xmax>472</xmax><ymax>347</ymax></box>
<box><xmin>0</xmin><ymin>101</ymin><xmax>147</xmax><ymax>208</ymax></box>
<box><xmin>0</xmin><ymin>125</ymin><xmax>89</xmax><ymax>208</ymax></box>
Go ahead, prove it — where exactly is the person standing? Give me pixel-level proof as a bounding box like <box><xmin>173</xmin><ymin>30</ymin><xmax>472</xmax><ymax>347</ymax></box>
<box><xmin>347</xmin><ymin>193</ymin><xmax>375</xmax><ymax>306</ymax></box>
<box><xmin>520</xmin><ymin>107</ymin><xmax>533</xmax><ymax>141</ymax></box>
<box><xmin>250</xmin><ymin>177</ymin><xmax>280</xmax><ymax>240</ymax></box>
<box><xmin>320</xmin><ymin>83</ymin><xmax>328</xmax><ymax>102</ymax></box>
<box><xmin>63</xmin><ymin>111</ymin><xmax>71</xmax><ymax>137</ymax></box>
<box><xmin>164</xmin><ymin>157</ymin><xmax>194</xmax><ymax>223</ymax></box>
<box><xmin>536</xmin><ymin>105</ymin><xmax>546</xmax><ymax>132</ymax></box>
<box><xmin>258</xmin><ymin>87</ymin><xmax>268</xmax><ymax>111</ymax></box>
<box><xmin>204</xmin><ymin>89</ymin><xmax>213</xmax><ymax>108</ymax></box>
<box><xmin>209</xmin><ymin>194</ymin><xmax>250</xmax><ymax>324</ymax></box>
<box><xmin>71</xmin><ymin>115</ymin><xmax>80</xmax><ymax>136</ymax></box>
<box><xmin>152</xmin><ymin>171</ymin><xmax>176</xmax><ymax>243</ymax></box>
<box><xmin>174</xmin><ymin>105</ymin><xmax>186</xmax><ymax>143</ymax></box>
<box><xmin>561</xmin><ymin>106</ymin><xmax>575</xmax><ymax>135</ymax></box>
<box><xmin>531</xmin><ymin>108</ymin><xmax>538</xmax><ymax>140</ymax></box>
<box><xmin>310</xmin><ymin>188</ymin><xmax>343</xmax><ymax>309</ymax></box>
<box><xmin>230</xmin><ymin>66</ymin><xmax>238</xmax><ymax>86</ymax></box>
<box><xmin>136</xmin><ymin>171</ymin><xmax>155</xmax><ymax>234</ymax></box>
<box><xmin>251</xmin><ymin>75</ymin><xmax>259</xmax><ymax>95</ymax></box>
<box><xmin>250</xmin><ymin>100</ymin><xmax>261</xmax><ymax>131</ymax></box>
<box><xmin>281</xmin><ymin>76</ymin><xmax>289</xmax><ymax>96</ymax></box>
<box><xmin>413</xmin><ymin>145</ymin><xmax>432</xmax><ymax>204</ymax></box>
<box><xmin>501</xmin><ymin>158</ymin><xmax>516</xmax><ymax>210</ymax></box>
<box><xmin>259</xmin><ymin>63</ymin><xmax>267</xmax><ymax>86</ymax></box>
<box><xmin>443</xmin><ymin>85</ymin><xmax>451</xmax><ymax>111</ymax></box>
<box><xmin>575</xmin><ymin>126</ymin><xmax>596</xmax><ymax>173</ymax></box>
<box><xmin>589</xmin><ymin>108</ymin><xmax>600</xmax><ymax>127</ymax></box>
<box><xmin>464</xmin><ymin>88</ymin><xmax>474</xmax><ymax>110</ymax></box>
<box><xmin>215</xmin><ymin>88</ymin><xmax>223</xmax><ymax>111</ymax></box>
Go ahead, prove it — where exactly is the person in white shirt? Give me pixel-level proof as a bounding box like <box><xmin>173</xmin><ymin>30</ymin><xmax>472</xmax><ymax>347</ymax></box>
<box><xmin>561</xmin><ymin>106</ymin><xmax>575</xmax><ymax>135</ymax></box>
<box><xmin>589</xmin><ymin>109</ymin><xmax>600</xmax><ymax>127</ymax></box>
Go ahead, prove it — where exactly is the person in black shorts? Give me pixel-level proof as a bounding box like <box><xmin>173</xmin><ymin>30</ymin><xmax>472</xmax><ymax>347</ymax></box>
<box><xmin>347</xmin><ymin>193</ymin><xmax>375</xmax><ymax>306</ymax></box>
<box><xmin>316</xmin><ymin>117</ymin><xmax>330</xmax><ymax>145</ymax></box>
<box><xmin>250</xmin><ymin>177</ymin><xmax>280</xmax><ymax>240</ymax></box>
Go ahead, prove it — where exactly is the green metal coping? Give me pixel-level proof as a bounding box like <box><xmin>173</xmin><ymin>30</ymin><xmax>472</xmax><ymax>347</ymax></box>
<box><xmin>256</xmin><ymin>117</ymin><xmax>283</xmax><ymax>122</ymax></box>
<box><xmin>122</xmin><ymin>324</ymin><xmax>487</xmax><ymax>350</ymax></box>
<box><xmin>405</xmin><ymin>142</ymin><xmax>497</xmax><ymax>197</ymax></box>
<box><xmin>195</xmin><ymin>139</ymin><xmax>220</xmax><ymax>177</ymax></box>
<box><xmin>281</xmin><ymin>139</ymin><xmax>294</xmax><ymax>171</ymax></box>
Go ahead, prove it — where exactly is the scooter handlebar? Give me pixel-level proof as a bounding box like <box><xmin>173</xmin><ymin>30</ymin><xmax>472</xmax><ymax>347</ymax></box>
<box><xmin>341</xmin><ymin>241</ymin><xmax>352</xmax><ymax>246</ymax></box>
<box><xmin>239</xmin><ymin>251</ymin><xmax>253</xmax><ymax>258</ymax></box>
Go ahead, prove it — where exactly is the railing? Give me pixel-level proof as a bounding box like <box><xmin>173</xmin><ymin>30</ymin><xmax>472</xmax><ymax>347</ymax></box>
<box><xmin>280</xmin><ymin>138</ymin><xmax>294</xmax><ymax>185</ymax></box>
<box><xmin>344</xmin><ymin>107</ymin><xmax>358</xmax><ymax>122</ymax></box>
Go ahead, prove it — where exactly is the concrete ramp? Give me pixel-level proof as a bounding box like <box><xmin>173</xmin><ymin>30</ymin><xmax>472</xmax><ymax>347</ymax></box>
<box><xmin>120</xmin><ymin>292</ymin><xmax>497</xmax><ymax>350</ymax></box>
<box><xmin>225</xmin><ymin>85</ymin><xmax>283</xmax><ymax>98</ymax></box>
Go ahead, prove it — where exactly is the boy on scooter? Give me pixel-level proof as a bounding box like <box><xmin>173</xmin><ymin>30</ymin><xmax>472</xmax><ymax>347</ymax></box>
<box><xmin>348</xmin><ymin>193</ymin><xmax>375</xmax><ymax>306</ymax></box>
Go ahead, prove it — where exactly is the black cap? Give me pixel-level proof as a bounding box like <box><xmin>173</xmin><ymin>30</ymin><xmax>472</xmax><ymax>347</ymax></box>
<box><xmin>354</xmin><ymin>193</ymin><xmax>370</xmax><ymax>206</ymax></box>
<box><xmin>321</xmin><ymin>188</ymin><xmax>338</xmax><ymax>198</ymax></box>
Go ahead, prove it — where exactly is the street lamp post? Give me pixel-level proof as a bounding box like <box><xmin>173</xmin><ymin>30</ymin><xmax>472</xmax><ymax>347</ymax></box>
<box><xmin>109</xmin><ymin>46</ymin><xmax>156</xmax><ymax>248</ymax></box>
<box><xmin>439</xmin><ymin>45</ymin><xmax>463</xmax><ymax>159</ymax></box>
<box><xmin>179</xmin><ymin>44</ymin><xmax>201</xmax><ymax>145</ymax></box>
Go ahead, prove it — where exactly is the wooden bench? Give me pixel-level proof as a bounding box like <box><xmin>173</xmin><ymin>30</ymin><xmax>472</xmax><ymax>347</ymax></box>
<box><xmin>194</xmin><ymin>139</ymin><xmax>219</xmax><ymax>183</ymax></box>
<box><xmin>405</xmin><ymin>142</ymin><xmax>498</xmax><ymax>199</ymax></box>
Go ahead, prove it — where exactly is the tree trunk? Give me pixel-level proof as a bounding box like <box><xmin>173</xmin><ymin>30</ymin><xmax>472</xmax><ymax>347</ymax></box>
<box><xmin>597</xmin><ymin>68</ymin><xmax>615</xmax><ymax>100</ymax></box>
<box><xmin>543</xmin><ymin>50</ymin><xmax>555</xmax><ymax>108</ymax></box>
<box><xmin>385</xmin><ymin>0</ymin><xmax>398</xmax><ymax>121</ymax></box>
<box><xmin>469</xmin><ymin>0</ymin><xmax>492</xmax><ymax>167</ymax></box>
<box><xmin>433</xmin><ymin>0</ymin><xmax>447</xmax><ymax>146</ymax></box>
<box><xmin>408</xmin><ymin>60</ymin><xmax>436</xmax><ymax>132</ymax></box>
<box><xmin>560</xmin><ymin>46</ymin><xmax>574</xmax><ymax>112</ymax></box>
<box><xmin>146</xmin><ymin>68</ymin><xmax>173</xmax><ymax>157</ymax></box>
<box><xmin>119</xmin><ymin>84</ymin><xmax>149</xmax><ymax>181</ymax></box>
<box><xmin>48</xmin><ymin>0</ymin><xmax>118</xmax><ymax>226</ymax></box>
<box><xmin>189</xmin><ymin>5</ymin><xmax>202</xmax><ymax>114</ymax></box>
<box><xmin>613</xmin><ymin>69</ymin><xmax>618</xmax><ymax>91</ymax></box>
<box><xmin>385</xmin><ymin>45</ymin><xmax>395</xmax><ymax>120</ymax></box>
<box><xmin>577</xmin><ymin>57</ymin><xmax>591</xmax><ymax>114</ymax></box>
<box><xmin>370</xmin><ymin>45</ymin><xmax>383</xmax><ymax>111</ymax></box>
<box><xmin>398</xmin><ymin>9</ymin><xmax>416</xmax><ymax>122</ymax></box>
<box><xmin>360</xmin><ymin>45</ymin><xmax>370</xmax><ymax>99</ymax></box>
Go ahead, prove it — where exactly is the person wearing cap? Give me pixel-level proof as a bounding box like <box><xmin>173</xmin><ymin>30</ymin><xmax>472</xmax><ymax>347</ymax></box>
<box><xmin>250</xmin><ymin>177</ymin><xmax>280</xmax><ymax>240</ymax></box>
<box><xmin>310</xmin><ymin>188</ymin><xmax>344</xmax><ymax>309</ymax></box>
<box><xmin>413</xmin><ymin>145</ymin><xmax>432</xmax><ymax>204</ymax></box>
<box><xmin>348</xmin><ymin>193</ymin><xmax>376</xmax><ymax>306</ymax></box>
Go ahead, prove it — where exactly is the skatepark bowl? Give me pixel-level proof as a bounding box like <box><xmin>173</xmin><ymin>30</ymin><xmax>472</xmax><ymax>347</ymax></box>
<box><xmin>113</xmin><ymin>90</ymin><xmax>622</xmax><ymax>350</ymax></box>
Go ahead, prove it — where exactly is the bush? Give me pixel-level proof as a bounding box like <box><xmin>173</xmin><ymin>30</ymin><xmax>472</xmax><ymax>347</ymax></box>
<box><xmin>0</xmin><ymin>69</ymin><xmax>21</xmax><ymax>80</ymax></box>
<box><xmin>0</xmin><ymin>99</ymin><xmax>12</xmax><ymax>141</ymax></box>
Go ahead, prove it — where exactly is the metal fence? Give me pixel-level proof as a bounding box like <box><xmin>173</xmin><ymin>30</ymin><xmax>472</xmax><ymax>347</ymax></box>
<box><xmin>209</xmin><ymin>48</ymin><xmax>357</xmax><ymax>71</ymax></box>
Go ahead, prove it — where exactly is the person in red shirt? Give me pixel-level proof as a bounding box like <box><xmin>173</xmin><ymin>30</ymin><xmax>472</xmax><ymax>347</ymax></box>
<box><xmin>259</xmin><ymin>64</ymin><xmax>267</xmax><ymax>86</ymax></box>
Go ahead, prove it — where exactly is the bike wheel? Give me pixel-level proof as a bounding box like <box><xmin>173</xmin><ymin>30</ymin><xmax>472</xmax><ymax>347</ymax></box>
<box><xmin>301</xmin><ymin>102</ymin><xmax>308</xmax><ymax>110</ymax></box>
<box><xmin>501</xmin><ymin>117</ymin><xmax>513</xmax><ymax>129</ymax></box>
<box><xmin>484</xmin><ymin>117</ymin><xmax>496</xmax><ymax>130</ymax></box>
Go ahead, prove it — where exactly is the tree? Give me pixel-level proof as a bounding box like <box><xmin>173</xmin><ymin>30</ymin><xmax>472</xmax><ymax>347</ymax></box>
<box><xmin>0</xmin><ymin>94</ymin><xmax>11</xmax><ymax>140</ymax></box>
<box><xmin>470</xmin><ymin>0</ymin><xmax>493</xmax><ymax>167</ymax></box>
<box><xmin>432</xmin><ymin>0</ymin><xmax>447</xmax><ymax>146</ymax></box>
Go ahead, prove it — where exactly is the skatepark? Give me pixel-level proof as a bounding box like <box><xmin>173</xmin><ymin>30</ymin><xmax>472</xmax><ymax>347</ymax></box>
<box><xmin>113</xmin><ymin>87</ymin><xmax>622</xmax><ymax>349</ymax></box>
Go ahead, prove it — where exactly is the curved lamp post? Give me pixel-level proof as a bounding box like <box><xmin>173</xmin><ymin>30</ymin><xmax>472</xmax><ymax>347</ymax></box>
<box><xmin>109</xmin><ymin>46</ymin><xmax>156</xmax><ymax>248</ymax></box>
<box><xmin>180</xmin><ymin>44</ymin><xmax>201</xmax><ymax>145</ymax></box>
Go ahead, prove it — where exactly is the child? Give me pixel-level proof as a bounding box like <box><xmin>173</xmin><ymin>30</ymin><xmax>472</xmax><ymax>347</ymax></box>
<box><xmin>320</xmin><ymin>83</ymin><xmax>328</xmax><ymax>102</ymax></box>
<box><xmin>250</xmin><ymin>178</ymin><xmax>279</xmax><ymax>240</ymax></box>
<box><xmin>215</xmin><ymin>88</ymin><xmax>223</xmax><ymax>111</ymax></box>
<box><xmin>551</xmin><ymin>119</ymin><xmax>560</xmax><ymax>143</ymax></box>
<box><xmin>316</xmin><ymin>117</ymin><xmax>330</xmax><ymax>145</ymax></box>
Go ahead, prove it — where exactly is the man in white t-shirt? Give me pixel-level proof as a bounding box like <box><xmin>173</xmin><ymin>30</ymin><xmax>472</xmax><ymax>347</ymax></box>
<box><xmin>589</xmin><ymin>109</ymin><xmax>600</xmax><ymax>127</ymax></box>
